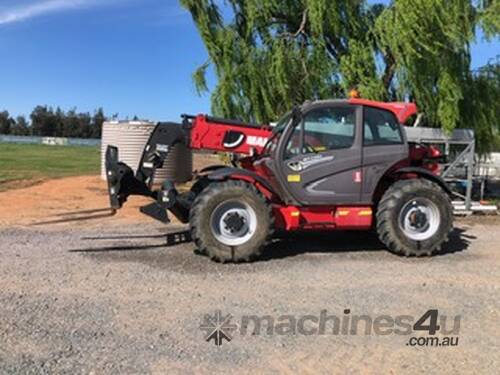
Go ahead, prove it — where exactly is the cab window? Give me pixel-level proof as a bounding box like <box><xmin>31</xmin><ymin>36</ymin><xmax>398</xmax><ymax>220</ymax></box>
<box><xmin>363</xmin><ymin>107</ymin><xmax>403</xmax><ymax>146</ymax></box>
<box><xmin>286</xmin><ymin>107</ymin><xmax>356</xmax><ymax>158</ymax></box>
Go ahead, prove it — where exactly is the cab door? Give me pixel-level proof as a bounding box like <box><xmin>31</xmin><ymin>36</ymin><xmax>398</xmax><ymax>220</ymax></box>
<box><xmin>361</xmin><ymin>106</ymin><xmax>409</xmax><ymax>203</ymax></box>
<box><xmin>276</xmin><ymin>104</ymin><xmax>363</xmax><ymax>205</ymax></box>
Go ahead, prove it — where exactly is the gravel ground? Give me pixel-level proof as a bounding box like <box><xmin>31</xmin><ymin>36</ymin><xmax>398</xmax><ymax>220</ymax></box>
<box><xmin>0</xmin><ymin>218</ymin><xmax>499</xmax><ymax>374</ymax></box>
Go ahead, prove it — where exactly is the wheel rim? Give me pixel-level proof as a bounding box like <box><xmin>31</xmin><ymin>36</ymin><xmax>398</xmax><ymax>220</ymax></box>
<box><xmin>210</xmin><ymin>200</ymin><xmax>257</xmax><ymax>246</ymax></box>
<box><xmin>398</xmin><ymin>198</ymin><xmax>440</xmax><ymax>241</ymax></box>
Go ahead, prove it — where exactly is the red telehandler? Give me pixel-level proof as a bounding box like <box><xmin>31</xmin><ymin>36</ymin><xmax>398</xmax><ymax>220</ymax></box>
<box><xmin>105</xmin><ymin>99</ymin><xmax>453</xmax><ymax>262</ymax></box>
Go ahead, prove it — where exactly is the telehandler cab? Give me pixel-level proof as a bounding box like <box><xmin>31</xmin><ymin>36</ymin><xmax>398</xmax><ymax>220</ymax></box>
<box><xmin>105</xmin><ymin>98</ymin><xmax>453</xmax><ymax>262</ymax></box>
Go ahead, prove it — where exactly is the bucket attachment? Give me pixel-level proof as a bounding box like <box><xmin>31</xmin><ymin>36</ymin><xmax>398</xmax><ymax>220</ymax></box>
<box><xmin>105</xmin><ymin>144</ymin><xmax>191</xmax><ymax>224</ymax></box>
<box><xmin>104</xmin><ymin>121</ymin><xmax>192</xmax><ymax>223</ymax></box>
<box><xmin>105</xmin><ymin>146</ymin><xmax>154</xmax><ymax>209</ymax></box>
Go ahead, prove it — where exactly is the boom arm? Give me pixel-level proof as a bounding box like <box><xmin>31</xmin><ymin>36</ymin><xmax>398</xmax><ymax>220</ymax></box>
<box><xmin>187</xmin><ymin>114</ymin><xmax>272</xmax><ymax>155</ymax></box>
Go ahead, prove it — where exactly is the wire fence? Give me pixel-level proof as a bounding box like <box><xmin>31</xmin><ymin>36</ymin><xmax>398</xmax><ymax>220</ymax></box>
<box><xmin>0</xmin><ymin>134</ymin><xmax>100</xmax><ymax>147</ymax></box>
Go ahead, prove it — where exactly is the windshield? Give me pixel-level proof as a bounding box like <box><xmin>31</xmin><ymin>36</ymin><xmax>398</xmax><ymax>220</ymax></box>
<box><xmin>263</xmin><ymin>112</ymin><xmax>292</xmax><ymax>155</ymax></box>
<box><xmin>273</xmin><ymin>112</ymin><xmax>292</xmax><ymax>134</ymax></box>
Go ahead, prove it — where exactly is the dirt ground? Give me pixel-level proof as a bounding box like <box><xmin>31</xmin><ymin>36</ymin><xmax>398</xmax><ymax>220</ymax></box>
<box><xmin>0</xmin><ymin>175</ymin><xmax>154</xmax><ymax>227</ymax></box>
<box><xmin>0</xmin><ymin>153</ymin><xmax>221</xmax><ymax>228</ymax></box>
<box><xmin>0</xmin><ymin>175</ymin><xmax>499</xmax><ymax>374</ymax></box>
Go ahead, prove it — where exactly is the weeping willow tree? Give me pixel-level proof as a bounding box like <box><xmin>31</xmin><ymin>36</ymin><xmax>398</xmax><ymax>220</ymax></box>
<box><xmin>180</xmin><ymin>0</ymin><xmax>499</xmax><ymax>152</ymax></box>
<box><xmin>375</xmin><ymin>0</ymin><xmax>500</xmax><ymax>152</ymax></box>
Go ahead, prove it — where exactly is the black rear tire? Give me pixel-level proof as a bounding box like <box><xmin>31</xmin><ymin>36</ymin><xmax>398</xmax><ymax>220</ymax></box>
<box><xmin>189</xmin><ymin>180</ymin><xmax>274</xmax><ymax>263</ymax></box>
<box><xmin>376</xmin><ymin>179</ymin><xmax>453</xmax><ymax>256</ymax></box>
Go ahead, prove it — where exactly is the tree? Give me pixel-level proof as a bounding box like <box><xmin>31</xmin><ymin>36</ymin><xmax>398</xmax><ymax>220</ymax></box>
<box><xmin>54</xmin><ymin>107</ymin><xmax>65</xmax><ymax>137</ymax></box>
<box><xmin>181</xmin><ymin>0</ymin><xmax>499</xmax><ymax>152</ymax></box>
<box><xmin>31</xmin><ymin>106</ymin><xmax>55</xmax><ymax>136</ymax></box>
<box><xmin>0</xmin><ymin>111</ymin><xmax>15</xmax><ymax>134</ymax></box>
<box><xmin>374</xmin><ymin>0</ymin><xmax>499</xmax><ymax>146</ymax></box>
<box><xmin>463</xmin><ymin>57</ymin><xmax>500</xmax><ymax>152</ymax></box>
<box><xmin>90</xmin><ymin>108</ymin><xmax>106</xmax><ymax>139</ymax></box>
<box><xmin>11</xmin><ymin>116</ymin><xmax>30</xmax><ymax>136</ymax></box>
<box><xmin>1</xmin><ymin>106</ymin><xmax>109</xmax><ymax>138</ymax></box>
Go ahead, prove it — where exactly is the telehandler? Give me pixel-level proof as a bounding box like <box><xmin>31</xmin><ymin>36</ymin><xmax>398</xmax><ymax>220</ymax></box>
<box><xmin>105</xmin><ymin>98</ymin><xmax>452</xmax><ymax>262</ymax></box>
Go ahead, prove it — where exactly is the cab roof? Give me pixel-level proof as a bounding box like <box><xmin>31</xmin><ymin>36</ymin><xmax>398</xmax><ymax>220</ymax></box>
<box><xmin>301</xmin><ymin>98</ymin><xmax>418</xmax><ymax>124</ymax></box>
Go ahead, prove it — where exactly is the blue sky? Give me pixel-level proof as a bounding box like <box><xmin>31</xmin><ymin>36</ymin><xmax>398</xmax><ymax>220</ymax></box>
<box><xmin>0</xmin><ymin>0</ymin><xmax>498</xmax><ymax>121</ymax></box>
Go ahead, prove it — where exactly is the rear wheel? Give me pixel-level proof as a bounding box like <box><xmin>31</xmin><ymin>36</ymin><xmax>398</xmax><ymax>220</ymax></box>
<box><xmin>376</xmin><ymin>179</ymin><xmax>453</xmax><ymax>256</ymax></box>
<box><xmin>190</xmin><ymin>180</ymin><xmax>274</xmax><ymax>262</ymax></box>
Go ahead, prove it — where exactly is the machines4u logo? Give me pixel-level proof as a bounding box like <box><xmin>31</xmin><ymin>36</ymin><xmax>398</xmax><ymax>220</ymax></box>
<box><xmin>199</xmin><ymin>310</ymin><xmax>238</xmax><ymax>346</ymax></box>
<box><xmin>200</xmin><ymin>309</ymin><xmax>461</xmax><ymax>347</ymax></box>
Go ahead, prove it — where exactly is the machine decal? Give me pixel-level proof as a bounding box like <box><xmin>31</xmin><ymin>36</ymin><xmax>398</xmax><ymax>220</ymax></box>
<box><xmin>353</xmin><ymin>170</ymin><xmax>363</xmax><ymax>183</ymax></box>
<box><xmin>246</xmin><ymin>136</ymin><xmax>269</xmax><ymax>148</ymax></box>
<box><xmin>288</xmin><ymin>155</ymin><xmax>335</xmax><ymax>172</ymax></box>
<box><xmin>287</xmin><ymin>174</ymin><xmax>301</xmax><ymax>183</ymax></box>
<box><xmin>156</xmin><ymin>144</ymin><xmax>169</xmax><ymax>152</ymax></box>
<box><xmin>305</xmin><ymin>178</ymin><xmax>336</xmax><ymax>195</ymax></box>
<box><xmin>223</xmin><ymin>130</ymin><xmax>246</xmax><ymax>149</ymax></box>
<box><xmin>301</xmin><ymin>155</ymin><xmax>335</xmax><ymax>169</ymax></box>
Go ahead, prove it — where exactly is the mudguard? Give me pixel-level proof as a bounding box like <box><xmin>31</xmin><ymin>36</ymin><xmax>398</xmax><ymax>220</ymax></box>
<box><xmin>392</xmin><ymin>167</ymin><xmax>453</xmax><ymax>195</ymax></box>
<box><xmin>204</xmin><ymin>167</ymin><xmax>277</xmax><ymax>198</ymax></box>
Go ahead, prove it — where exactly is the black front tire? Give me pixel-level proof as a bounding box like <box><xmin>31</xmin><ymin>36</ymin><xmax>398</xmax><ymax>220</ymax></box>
<box><xmin>376</xmin><ymin>179</ymin><xmax>453</xmax><ymax>256</ymax></box>
<box><xmin>189</xmin><ymin>180</ymin><xmax>274</xmax><ymax>263</ymax></box>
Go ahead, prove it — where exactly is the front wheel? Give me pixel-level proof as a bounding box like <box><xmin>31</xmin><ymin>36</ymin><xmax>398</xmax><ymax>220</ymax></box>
<box><xmin>189</xmin><ymin>180</ymin><xmax>274</xmax><ymax>262</ymax></box>
<box><xmin>376</xmin><ymin>179</ymin><xmax>453</xmax><ymax>256</ymax></box>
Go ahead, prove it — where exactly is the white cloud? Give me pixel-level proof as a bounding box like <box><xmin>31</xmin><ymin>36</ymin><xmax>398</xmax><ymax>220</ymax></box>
<box><xmin>0</xmin><ymin>0</ymin><xmax>100</xmax><ymax>25</ymax></box>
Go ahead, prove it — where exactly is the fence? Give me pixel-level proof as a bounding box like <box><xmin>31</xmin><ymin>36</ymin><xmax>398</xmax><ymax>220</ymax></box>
<box><xmin>0</xmin><ymin>134</ymin><xmax>100</xmax><ymax>147</ymax></box>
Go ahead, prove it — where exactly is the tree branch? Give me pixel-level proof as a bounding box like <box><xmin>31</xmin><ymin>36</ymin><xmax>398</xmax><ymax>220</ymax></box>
<box><xmin>382</xmin><ymin>51</ymin><xmax>396</xmax><ymax>90</ymax></box>
<box><xmin>278</xmin><ymin>9</ymin><xmax>308</xmax><ymax>39</ymax></box>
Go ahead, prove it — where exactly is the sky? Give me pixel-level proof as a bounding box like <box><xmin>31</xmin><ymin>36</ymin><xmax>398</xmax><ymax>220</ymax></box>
<box><xmin>0</xmin><ymin>0</ymin><xmax>498</xmax><ymax>122</ymax></box>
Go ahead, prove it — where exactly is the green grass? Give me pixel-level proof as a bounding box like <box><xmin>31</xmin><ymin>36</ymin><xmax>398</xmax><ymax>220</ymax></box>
<box><xmin>0</xmin><ymin>144</ymin><xmax>100</xmax><ymax>187</ymax></box>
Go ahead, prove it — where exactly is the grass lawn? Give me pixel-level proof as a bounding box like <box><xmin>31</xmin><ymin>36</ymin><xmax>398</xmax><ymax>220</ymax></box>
<box><xmin>0</xmin><ymin>144</ymin><xmax>100</xmax><ymax>190</ymax></box>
